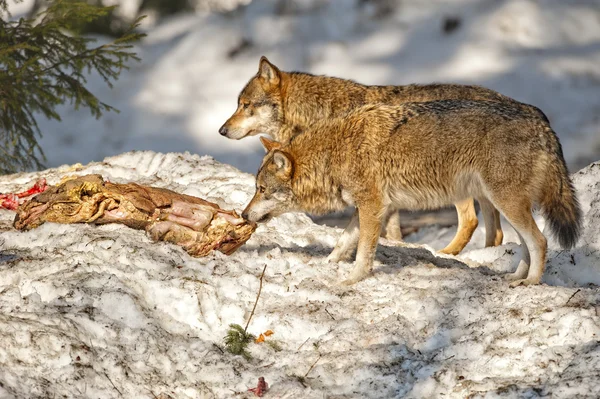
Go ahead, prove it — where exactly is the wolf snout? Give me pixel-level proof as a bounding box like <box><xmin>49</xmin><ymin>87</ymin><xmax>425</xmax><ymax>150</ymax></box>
<box><xmin>219</xmin><ymin>125</ymin><xmax>229</xmax><ymax>136</ymax></box>
<box><xmin>241</xmin><ymin>210</ymin><xmax>249</xmax><ymax>220</ymax></box>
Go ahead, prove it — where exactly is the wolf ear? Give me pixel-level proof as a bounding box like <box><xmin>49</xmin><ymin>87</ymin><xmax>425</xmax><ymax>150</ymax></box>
<box><xmin>258</xmin><ymin>56</ymin><xmax>280</xmax><ymax>85</ymax></box>
<box><xmin>260</xmin><ymin>136</ymin><xmax>282</xmax><ymax>152</ymax></box>
<box><xmin>272</xmin><ymin>150</ymin><xmax>293</xmax><ymax>180</ymax></box>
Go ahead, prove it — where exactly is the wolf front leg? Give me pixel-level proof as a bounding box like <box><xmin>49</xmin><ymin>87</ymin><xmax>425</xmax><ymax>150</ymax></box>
<box><xmin>327</xmin><ymin>210</ymin><xmax>360</xmax><ymax>263</ymax></box>
<box><xmin>342</xmin><ymin>201</ymin><xmax>383</xmax><ymax>285</ymax></box>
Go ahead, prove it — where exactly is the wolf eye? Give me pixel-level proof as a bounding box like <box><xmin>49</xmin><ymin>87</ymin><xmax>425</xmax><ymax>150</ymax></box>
<box><xmin>258</xmin><ymin>186</ymin><xmax>266</xmax><ymax>194</ymax></box>
<box><xmin>243</xmin><ymin>102</ymin><xmax>250</xmax><ymax>109</ymax></box>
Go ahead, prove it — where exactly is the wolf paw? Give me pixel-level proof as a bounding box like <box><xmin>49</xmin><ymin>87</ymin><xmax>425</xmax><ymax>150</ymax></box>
<box><xmin>503</xmin><ymin>271</ymin><xmax>528</xmax><ymax>282</ymax></box>
<box><xmin>340</xmin><ymin>277</ymin><xmax>360</xmax><ymax>286</ymax></box>
<box><xmin>508</xmin><ymin>278</ymin><xmax>540</xmax><ymax>288</ymax></box>
<box><xmin>383</xmin><ymin>231</ymin><xmax>403</xmax><ymax>242</ymax></box>
<box><xmin>438</xmin><ymin>247</ymin><xmax>460</xmax><ymax>256</ymax></box>
<box><xmin>341</xmin><ymin>269</ymin><xmax>371</xmax><ymax>285</ymax></box>
<box><xmin>326</xmin><ymin>250</ymin><xmax>350</xmax><ymax>263</ymax></box>
<box><xmin>326</xmin><ymin>252</ymin><xmax>341</xmax><ymax>264</ymax></box>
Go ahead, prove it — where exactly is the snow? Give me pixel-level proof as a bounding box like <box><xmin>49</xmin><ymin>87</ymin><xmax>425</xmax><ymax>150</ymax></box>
<box><xmin>2</xmin><ymin>0</ymin><xmax>600</xmax><ymax>396</ymax></box>
<box><xmin>1</xmin><ymin>151</ymin><xmax>599</xmax><ymax>398</ymax></box>
<box><xmin>3</xmin><ymin>0</ymin><xmax>600</xmax><ymax>173</ymax></box>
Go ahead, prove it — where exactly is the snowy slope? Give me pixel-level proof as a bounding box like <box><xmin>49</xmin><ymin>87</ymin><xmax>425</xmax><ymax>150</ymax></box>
<box><xmin>4</xmin><ymin>0</ymin><xmax>600</xmax><ymax>173</ymax></box>
<box><xmin>1</xmin><ymin>151</ymin><xmax>599</xmax><ymax>398</ymax></box>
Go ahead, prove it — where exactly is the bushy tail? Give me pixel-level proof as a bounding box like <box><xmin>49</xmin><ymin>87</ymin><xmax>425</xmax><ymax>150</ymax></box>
<box><xmin>542</xmin><ymin>130</ymin><xmax>582</xmax><ymax>249</ymax></box>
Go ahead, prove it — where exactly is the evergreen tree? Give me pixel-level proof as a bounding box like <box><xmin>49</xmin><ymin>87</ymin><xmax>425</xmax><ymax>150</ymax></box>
<box><xmin>0</xmin><ymin>0</ymin><xmax>145</xmax><ymax>174</ymax></box>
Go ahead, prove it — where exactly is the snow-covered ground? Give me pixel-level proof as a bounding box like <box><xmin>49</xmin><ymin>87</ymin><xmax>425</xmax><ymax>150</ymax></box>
<box><xmin>2</xmin><ymin>0</ymin><xmax>600</xmax><ymax>397</ymax></box>
<box><xmin>1</xmin><ymin>151</ymin><xmax>599</xmax><ymax>398</ymax></box>
<box><xmin>6</xmin><ymin>0</ymin><xmax>600</xmax><ymax>173</ymax></box>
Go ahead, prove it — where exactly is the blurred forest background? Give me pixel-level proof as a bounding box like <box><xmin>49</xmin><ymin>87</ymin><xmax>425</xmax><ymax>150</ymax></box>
<box><xmin>4</xmin><ymin>0</ymin><xmax>600</xmax><ymax>172</ymax></box>
<box><xmin>3</xmin><ymin>0</ymin><xmax>600</xmax><ymax>229</ymax></box>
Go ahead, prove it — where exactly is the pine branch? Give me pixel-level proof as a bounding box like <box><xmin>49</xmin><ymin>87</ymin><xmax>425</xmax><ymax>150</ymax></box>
<box><xmin>0</xmin><ymin>0</ymin><xmax>146</xmax><ymax>174</ymax></box>
<box><xmin>223</xmin><ymin>324</ymin><xmax>255</xmax><ymax>360</ymax></box>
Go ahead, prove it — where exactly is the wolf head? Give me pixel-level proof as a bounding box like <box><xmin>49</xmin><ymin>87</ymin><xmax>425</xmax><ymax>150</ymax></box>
<box><xmin>242</xmin><ymin>137</ymin><xmax>297</xmax><ymax>223</ymax></box>
<box><xmin>219</xmin><ymin>57</ymin><xmax>284</xmax><ymax>140</ymax></box>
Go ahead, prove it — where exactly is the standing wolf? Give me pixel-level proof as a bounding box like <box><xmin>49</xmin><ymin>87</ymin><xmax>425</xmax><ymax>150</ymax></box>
<box><xmin>220</xmin><ymin>57</ymin><xmax>549</xmax><ymax>254</ymax></box>
<box><xmin>242</xmin><ymin>101</ymin><xmax>581</xmax><ymax>286</ymax></box>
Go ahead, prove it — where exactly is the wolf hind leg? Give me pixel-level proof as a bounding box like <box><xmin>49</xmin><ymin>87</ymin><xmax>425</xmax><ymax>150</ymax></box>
<box><xmin>439</xmin><ymin>198</ymin><xmax>478</xmax><ymax>255</ymax></box>
<box><xmin>342</xmin><ymin>201</ymin><xmax>383</xmax><ymax>285</ymax></box>
<box><xmin>382</xmin><ymin>210</ymin><xmax>403</xmax><ymax>241</ymax></box>
<box><xmin>327</xmin><ymin>210</ymin><xmax>360</xmax><ymax>263</ymax></box>
<box><xmin>491</xmin><ymin>196</ymin><xmax>547</xmax><ymax>286</ymax></box>
<box><xmin>504</xmin><ymin>231</ymin><xmax>531</xmax><ymax>281</ymax></box>
<box><xmin>480</xmin><ymin>198</ymin><xmax>504</xmax><ymax>247</ymax></box>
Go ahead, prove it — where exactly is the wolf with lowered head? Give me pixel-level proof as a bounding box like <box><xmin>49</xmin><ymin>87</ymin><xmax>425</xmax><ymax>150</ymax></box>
<box><xmin>242</xmin><ymin>100</ymin><xmax>581</xmax><ymax>286</ymax></box>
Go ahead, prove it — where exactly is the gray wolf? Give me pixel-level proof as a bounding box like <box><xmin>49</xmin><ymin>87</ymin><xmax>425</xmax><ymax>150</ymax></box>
<box><xmin>242</xmin><ymin>101</ymin><xmax>581</xmax><ymax>286</ymax></box>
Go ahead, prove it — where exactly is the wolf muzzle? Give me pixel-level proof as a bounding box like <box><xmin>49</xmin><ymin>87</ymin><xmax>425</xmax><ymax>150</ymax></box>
<box><xmin>219</xmin><ymin>125</ymin><xmax>229</xmax><ymax>136</ymax></box>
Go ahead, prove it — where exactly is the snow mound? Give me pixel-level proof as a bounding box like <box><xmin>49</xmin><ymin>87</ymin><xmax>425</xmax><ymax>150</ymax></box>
<box><xmin>0</xmin><ymin>151</ymin><xmax>599</xmax><ymax>398</ymax></box>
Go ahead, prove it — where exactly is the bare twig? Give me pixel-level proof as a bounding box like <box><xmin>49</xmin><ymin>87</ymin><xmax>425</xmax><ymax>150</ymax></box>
<box><xmin>213</xmin><ymin>343</ymin><xmax>225</xmax><ymax>354</ymax></box>
<box><xmin>324</xmin><ymin>307</ymin><xmax>335</xmax><ymax>320</ymax></box>
<box><xmin>244</xmin><ymin>265</ymin><xmax>268</xmax><ymax>333</ymax></box>
<box><xmin>104</xmin><ymin>372</ymin><xmax>122</xmax><ymax>397</ymax></box>
<box><xmin>566</xmin><ymin>289</ymin><xmax>581</xmax><ymax>305</ymax></box>
<box><xmin>304</xmin><ymin>355</ymin><xmax>322</xmax><ymax>378</ymax></box>
<box><xmin>297</xmin><ymin>337</ymin><xmax>310</xmax><ymax>352</ymax></box>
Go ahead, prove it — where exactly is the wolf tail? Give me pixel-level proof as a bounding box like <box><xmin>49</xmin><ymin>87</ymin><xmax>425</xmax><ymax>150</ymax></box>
<box><xmin>541</xmin><ymin>128</ymin><xmax>582</xmax><ymax>249</ymax></box>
